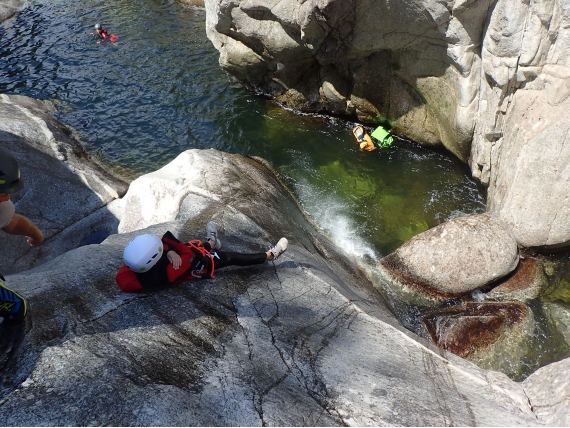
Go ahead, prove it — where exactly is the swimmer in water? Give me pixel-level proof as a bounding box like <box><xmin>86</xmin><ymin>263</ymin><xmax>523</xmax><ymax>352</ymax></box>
<box><xmin>92</xmin><ymin>23</ymin><xmax>117</xmax><ymax>42</ymax></box>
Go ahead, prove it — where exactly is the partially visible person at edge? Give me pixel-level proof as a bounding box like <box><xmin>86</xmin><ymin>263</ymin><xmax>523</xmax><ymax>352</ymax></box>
<box><xmin>116</xmin><ymin>222</ymin><xmax>288</xmax><ymax>293</ymax></box>
<box><xmin>0</xmin><ymin>146</ymin><xmax>43</xmax><ymax>322</ymax></box>
<box><xmin>0</xmin><ymin>147</ymin><xmax>44</xmax><ymax>247</ymax></box>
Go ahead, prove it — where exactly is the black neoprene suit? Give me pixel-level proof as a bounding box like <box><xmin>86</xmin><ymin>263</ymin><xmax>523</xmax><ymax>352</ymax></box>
<box><xmin>203</xmin><ymin>241</ymin><xmax>267</xmax><ymax>269</ymax></box>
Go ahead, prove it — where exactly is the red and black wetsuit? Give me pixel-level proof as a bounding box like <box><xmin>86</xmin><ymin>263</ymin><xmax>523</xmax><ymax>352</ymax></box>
<box><xmin>116</xmin><ymin>231</ymin><xmax>267</xmax><ymax>292</ymax></box>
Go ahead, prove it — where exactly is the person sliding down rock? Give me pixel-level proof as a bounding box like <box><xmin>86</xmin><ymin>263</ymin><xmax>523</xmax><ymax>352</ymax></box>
<box><xmin>115</xmin><ymin>222</ymin><xmax>288</xmax><ymax>292</ymax></box>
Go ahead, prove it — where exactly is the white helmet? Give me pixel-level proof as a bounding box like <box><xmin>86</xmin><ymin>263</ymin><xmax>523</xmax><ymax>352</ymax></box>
<box><xmin>123</xmin><ymin>234</ymin><xmax>163</xmax><ymax>272</ymax></box>
<box><xmin>94</xmin><ymin>23</ymin><xmax>101</xmax><ymax>30</ymax></box>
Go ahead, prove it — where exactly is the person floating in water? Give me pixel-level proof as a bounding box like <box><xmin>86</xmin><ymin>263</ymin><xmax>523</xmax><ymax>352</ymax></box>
<box><xmin>115</xmin><ymin>222</ymin><xmax>288</xmax><ymax>293</ymax></box>
<box><xmin>92</xmin><ymin>23</ymin><xmax>118</xmax><ymax>43</ymax></box>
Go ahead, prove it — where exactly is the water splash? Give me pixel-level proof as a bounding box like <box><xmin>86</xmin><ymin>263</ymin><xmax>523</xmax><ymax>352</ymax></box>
<box><xmin>292</xmin><ymin>176</ymin><xmax>379</xmax><ymax>260</ymax></box>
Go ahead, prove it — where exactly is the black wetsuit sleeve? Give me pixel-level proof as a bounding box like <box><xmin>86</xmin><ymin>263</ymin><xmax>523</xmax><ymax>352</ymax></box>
<box><xmin>134</xmin><ymin>247</ymin><xmax>170</xmax><ymax>289</ymax></box>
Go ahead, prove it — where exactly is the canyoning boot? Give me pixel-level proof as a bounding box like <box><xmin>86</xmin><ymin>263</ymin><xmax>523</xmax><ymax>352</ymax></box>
<box><xmin>269</xmin><ymin>238</ymin><xmax>288</xmax><ymax>260</ymax></box>
<box><xmin>205</xmin><ymin>221</ymin><xmax>221</xmax><ymax>250</ymax></box>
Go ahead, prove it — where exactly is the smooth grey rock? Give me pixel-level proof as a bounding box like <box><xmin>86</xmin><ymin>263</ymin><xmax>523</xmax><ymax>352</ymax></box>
<box><xmin>0</xmin><ymin>150</ymin><xmax>546</xmax><ymax>426</ymax></box>
<box><xmin>0</xmin><ymin>0</ymin><xmax>21</xmax><ymax>23</ymax></box>
<box><xmin>0</xmin><ymin>94</ymin><xmax>127</xmax><ymax>274</ymax></box>
<box><xmin>380</xmin><ymin>213</ymin><xmax>520</xmax><ymax>295</ymax></box>
<box><xmin>485</xmin><ymin>91</ymin><xmax>570</xmax><ymax>249</ymax></box>
<box><xmin>523</xmin><ymin>357</ymin><xmax>570</xmax><ymax>426</ymax></box>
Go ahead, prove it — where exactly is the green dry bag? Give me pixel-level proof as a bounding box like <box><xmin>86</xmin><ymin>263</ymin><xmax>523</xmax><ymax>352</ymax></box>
<box><xmin>371</xmin><ymin>126</ymin><xmax>394</xmax><ymax>148</ymax></box>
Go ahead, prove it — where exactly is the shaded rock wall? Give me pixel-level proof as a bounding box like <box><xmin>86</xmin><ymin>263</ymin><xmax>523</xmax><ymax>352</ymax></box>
<box><xmin>205</xmin><ymin>0</ymin><xmax>492</xmax><ymax>160</ymax></box>
<box><xmin>0</xmin><ymin>94</ymin><xmax>127</xmax><ymax>274</ymax></box>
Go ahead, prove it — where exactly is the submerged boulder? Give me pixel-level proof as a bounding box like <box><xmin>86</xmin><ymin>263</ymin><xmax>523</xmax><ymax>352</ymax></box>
<box><xmin>0</xmin><ymin>149</ymin><xmax>551</xmax><ymax>426</ymax></box>
<box><xmin>380</xmin><ymin>212</ymin><xmax>520</xmax><ymax>296</ymax></box>
<box><xmin>486</xmin><ymin>256</ymin><xmax>544</xmax><ymax>302</ymax></box>
<box><xmin>421</xmin><ymin>301</ymin><xmax>535</xmax><ymax>379</ymax></box>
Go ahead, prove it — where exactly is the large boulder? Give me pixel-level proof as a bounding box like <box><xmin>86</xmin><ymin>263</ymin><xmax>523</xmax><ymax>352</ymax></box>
<box><xmin>379</xmin><ymin>212</ymin><xmax>520</xmax><ymax>296</ymax></box>
<box><xmin>0</xmin><ymin>94</ymin><xmax>127</xmax><ymax>274</ymax></box>
<box><xmin>0</xmin><ymin>149</ymin><xmax>555</xmax><ymax>426</ymax></box>
<box><xmin>482</xmin><ymin>91</ymin><xmax>570</xmax><ymax>249</ymax></box>
<box><xmin>486</xmin><ymin>256</ymin><xmax>544</xmax><ymax>302</ymax></box>
<box><xmin>524</xmin><ymin>357</ymin><xmax>570</xmax><ymax>426</ymax></box>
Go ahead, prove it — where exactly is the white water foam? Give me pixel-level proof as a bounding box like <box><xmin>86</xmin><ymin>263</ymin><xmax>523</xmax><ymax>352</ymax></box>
<box><xmin>292</xmin><ymin>177</ymin><xmax>379</xmax><ymax>261</ymax></box>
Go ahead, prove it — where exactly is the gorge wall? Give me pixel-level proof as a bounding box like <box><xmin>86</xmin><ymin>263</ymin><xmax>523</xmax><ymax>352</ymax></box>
<box><xmin>0</xmin><ymin>95</ymin><xmax>554</xmax><ymax>424</ymax></box>
<box><xmin>204</xmin><ymin>0</ymin><xmax>570</xmax><ymax>250</ymax></box>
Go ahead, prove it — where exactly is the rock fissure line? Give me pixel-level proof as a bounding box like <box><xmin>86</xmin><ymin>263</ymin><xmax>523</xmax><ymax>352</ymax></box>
<box><xmin>250</xmin><ymin>280</ymin><xmax>341</xmax><ymax>422</ymax></box>
<box><xmin>421</xmin><ymin>349</ymin><xmax>456</xmax><ymax>426</ymax></box>
<box><xmin>76</xmin><ymin>297</ymin><xmax>140</xmax><ymax>325</ymax></box>
<box><xmin>230</xmin><ymin>294</ymin><xmax>263</xmax><ymax>423</ymax></box>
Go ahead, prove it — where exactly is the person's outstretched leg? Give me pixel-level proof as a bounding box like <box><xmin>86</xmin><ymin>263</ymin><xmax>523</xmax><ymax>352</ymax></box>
<box><xmin>202</xmin><ymin>223</ymin><xmax>288</xmax><ymax>270</ymax></box>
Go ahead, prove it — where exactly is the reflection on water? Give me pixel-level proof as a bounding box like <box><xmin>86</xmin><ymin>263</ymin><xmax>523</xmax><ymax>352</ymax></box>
<box><xmin>3</xmin><ymin>0</ymin><xmax>568</xmax><ymax>380</ymax></box>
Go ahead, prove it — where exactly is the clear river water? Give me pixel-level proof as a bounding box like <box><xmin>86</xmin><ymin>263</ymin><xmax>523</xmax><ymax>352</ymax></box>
<box><xmin>2</xmin><ymin>0</ymin><xmax>569</xmax><ymax>381</ymax></box>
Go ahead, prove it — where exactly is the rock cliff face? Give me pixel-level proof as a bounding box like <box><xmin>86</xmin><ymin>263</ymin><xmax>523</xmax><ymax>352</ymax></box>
<box><xmin>204</xmin><ymin>0</ymin><xmax>570</xmax><ymax>250</ymax></box>
<box><xmin>0</xmin><ymin>146</ymin><xmax>566</xmax><ymax>426</ymax></box>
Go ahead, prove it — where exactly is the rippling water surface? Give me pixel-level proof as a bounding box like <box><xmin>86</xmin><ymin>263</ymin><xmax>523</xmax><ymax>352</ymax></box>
<box><xmin>6</xmin><ymin>0</ymin><xmax>567</xmax><ymax>381</ymax></box>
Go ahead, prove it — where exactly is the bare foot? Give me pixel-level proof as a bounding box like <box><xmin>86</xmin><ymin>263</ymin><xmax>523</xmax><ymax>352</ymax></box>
<box><xmin>26</xmin><ymin>234</ymin><xmax>44</xmax><ymax>247</ymax></box>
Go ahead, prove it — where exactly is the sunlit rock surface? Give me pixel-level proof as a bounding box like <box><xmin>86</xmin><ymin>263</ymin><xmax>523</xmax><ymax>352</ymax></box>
<box><xmin>379</xmin><ymin>213</ymin><xmax>519</xmax><ymax>295</ymax></box>
<box><xmin>0</xmin><ymin>94</ymin><xmax>127</xmax><ymax>274</ymax></box>
<box><xmin>0</xmin><ymin>149</ymin><xmax>558</xmax><ymax>426</ymax></box>
<box><xmin>523</xmin><ymin>357</ymin><xmax>570</xmax><ymax>426</ymax></box>
<box><xmin>484</xmin><ymin>91</ymin><xmax>570</xmax><ymax>248</ymax></box>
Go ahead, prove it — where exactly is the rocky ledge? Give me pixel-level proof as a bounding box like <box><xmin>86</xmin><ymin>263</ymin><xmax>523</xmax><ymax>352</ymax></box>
<box><xmin>0</xmin><ymin>96</ymin><xmax>568</xmax><ymax>425</ymax></box>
